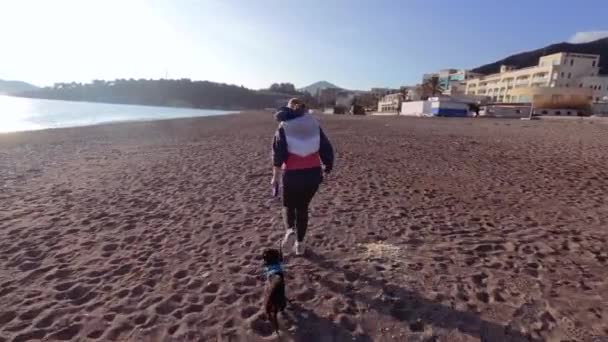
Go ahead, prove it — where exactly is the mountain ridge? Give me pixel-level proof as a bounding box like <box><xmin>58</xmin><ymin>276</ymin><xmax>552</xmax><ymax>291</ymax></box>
<box><xmin>472</xmin><ymin>37</ymin><xmax>608</xmax><ymax>75</ymax></box>
<box><xmin>0</xmin><ymin>79</ymin><xmax>39</xmax><ymax>94</ymax></box>
<box><xmin>298</xmin><ymin>81</ymin><xmax>341</xmax><ymax>94</ymax></box>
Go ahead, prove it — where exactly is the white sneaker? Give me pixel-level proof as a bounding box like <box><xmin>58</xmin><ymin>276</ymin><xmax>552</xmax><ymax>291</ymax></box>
<box><xmin>281</xmin><ymin>229</ymin><xmax>296</xmax><ymax>253</ymax></box>
<box><xmin>295</xmin><ymin>241</ymin><xmax>305</xmax><ymax>256</ymax></box>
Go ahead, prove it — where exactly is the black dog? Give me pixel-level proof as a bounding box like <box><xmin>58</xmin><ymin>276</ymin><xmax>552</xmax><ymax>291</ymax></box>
<box><xmin>262</xmin><ymin>248</ymin><xmax>287</xmax><ymax>335</ymax></box>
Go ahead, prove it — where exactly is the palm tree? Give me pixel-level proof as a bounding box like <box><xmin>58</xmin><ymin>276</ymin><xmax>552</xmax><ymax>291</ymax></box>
<box><xmin>399</xmin><ymin>86</ymin><xmax>409</xmax><ymax>100</ymax></box>
<box><xmin>420</xmin><ymin>76</ymin><xmax>444</xmax><ymax>98</ymax></box>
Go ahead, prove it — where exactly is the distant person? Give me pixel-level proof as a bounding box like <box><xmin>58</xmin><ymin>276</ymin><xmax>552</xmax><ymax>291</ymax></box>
<box><xmin>470</xmin><ymin>103</ymin><xmax>480</xmax><ymax>118</ymax></box>
<box><xmin>271</xmin><ymin>98</ymin><xmax>334</xmax><ymax>256</ymax></box>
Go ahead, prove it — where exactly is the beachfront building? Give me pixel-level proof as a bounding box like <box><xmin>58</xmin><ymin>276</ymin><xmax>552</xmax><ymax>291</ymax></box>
<box><xmin>352</xmin><ymin>91</ymin><xmax>377</xmax><ymax>110</ymax></box>
<box><xmin>424</xmin><ymin>69</ymin><xmax>483</xmax><ymax>95</ymax></box>
<box><xmin>371</xmin><ymin>87</ymin><xmax>399</xmax><ymax>98</ymax></box>
<box><xmin>464</xmin><ymin>52</ymin><xmax>608</xmax><ymax>104</ymax></box>
<box><xmin>377</xmin><ymin>93</ymin><xmax>404</xmax><ymax>113</ymax></box>
<box><xmin>317</xmin><ymin>88</ymin><xmax>339</xmax><ymax>107</ymax></box>
<box><xmin>580</xmin><ymin>75</ymin><xmax>608</xmax><ymax>102</ymax></box>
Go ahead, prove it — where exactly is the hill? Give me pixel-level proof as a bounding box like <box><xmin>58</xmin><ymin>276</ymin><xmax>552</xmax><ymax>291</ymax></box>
<box><xmin>298</xmin><ymin>81</ymin><xmax>341</xmax><ymax>95</ymax></box>
<box><xmin>472</xmin><ymin>37</ymin><xmax>608</xmax><ymax>75</ymax></box>
<box><xmin>0</xmin><ymin>79</ymin><xmax>39</xmax><ymax>94</ymax></box>
<box><xmin>16</xmin><ymin>79</ymin><xmax>290</xmax><ymax>110</ymax></box>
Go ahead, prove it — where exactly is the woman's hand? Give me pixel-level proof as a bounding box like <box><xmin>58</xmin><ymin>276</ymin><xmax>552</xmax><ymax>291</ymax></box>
<box><xmin>271</xmin><ymin>166</ymin><xmax>282</xmax><ymax>186</ymax></box>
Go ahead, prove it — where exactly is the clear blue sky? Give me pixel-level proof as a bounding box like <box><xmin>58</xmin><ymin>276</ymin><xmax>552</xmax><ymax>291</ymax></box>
<box><xmin>1</xmin><ymin>0</ymin><xmax>607</xmax><ymax>90</ymax></box>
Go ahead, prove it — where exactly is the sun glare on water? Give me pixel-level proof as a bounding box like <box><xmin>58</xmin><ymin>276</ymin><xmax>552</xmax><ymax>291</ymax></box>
<box><xmin>0</xmin><ymin>95</ymin><xmax>42</xmax><ymax>133</ymax></box>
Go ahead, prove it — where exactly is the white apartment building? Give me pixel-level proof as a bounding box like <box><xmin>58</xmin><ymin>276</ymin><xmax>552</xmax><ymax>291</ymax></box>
<box><xmin>377</xmin><ymin>93</ymin><xmax>404</xmax><ymax>112</ymax></box>
<box><xmin>465</xmin><ymin>52</ymin><xmax>608</xmax><ymax>103</ymax></box>
<box><xmin>580</xmin><ymin>75</ymin><xmax>608</xmax><ymax>102</ymax></box>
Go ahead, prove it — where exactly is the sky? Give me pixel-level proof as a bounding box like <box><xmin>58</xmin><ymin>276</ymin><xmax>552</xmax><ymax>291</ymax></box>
<box><xmin>1</xmin><ymin>0</ymin><xmax>608</xmax><ymax>90</ymax></box>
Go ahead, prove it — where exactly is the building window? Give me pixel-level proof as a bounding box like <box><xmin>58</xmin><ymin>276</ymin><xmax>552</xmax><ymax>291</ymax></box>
<box><xmin>560</xmin><ymin>72</ymin><xmax>564</xmax><ymax>78</ymax></box>
<box><xmin>580</xmin><ymin>83</ymin><xmax>583</xmax><ymax>88</ymax></box>
<box><xmin>567</xmin><ymin>111</ymin><xmax>571</xmax><ymax>116</ymax></box>
<box><xmin>541</xmin><ymin>110</ymin><xmax>548</xmax><ymax>115</ymax></box>
<box><xmin>592</xmin><ymin>60</ymin><xmax>596</xmax><ymax>67</ymax></box>
<box><xmin>570</xmin><ymin>59</ymin><xmax>574</xmax><ymax>66</ymax></box>
<box><xmin>555</xmin><ymin>111</ymin><xmax>561</xmax><ymax>115</ymax></box>
<box><xmin>566</xmin><ymin>84</ymin><xmax>569</xmax><ymax>87</ymax></box>
<box><xmin>568</xmin><ymin>73</ymin><xmax>571</xmax><ymax>79</ymax></box>
<box><xmin>597</xmin><ymin>97</ymin><xmax>601</xmax><ymax>102</ymax></box>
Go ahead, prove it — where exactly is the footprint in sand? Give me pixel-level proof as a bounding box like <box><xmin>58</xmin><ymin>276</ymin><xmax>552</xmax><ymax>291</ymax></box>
<box><xmin>18</xmin><ymin>261</ymin><xmax>41</xmax><ymax>272</ymax></box>
<box><xmin>87</xmin><ymin>329</ymin><xmax>104</xmax><ymax>339</ymax></box>
<box><xmin>173</xmin><ymin>269</ymin><xmax>188</xmax><ymax>279</ymax></box>
<box><xmin>476</xmin><ymin>291</ymin><xmax>490</xmax><ymax>303</ymax></box>
<box><xmin>203</xmin><ymin>282</ymin><xmax>220</xmax><ymax>294</ymax></box>
<box><xmin>241</xmin><ymin>306</ymin><xmax>259</xmax><ymax>320</ymax></box>
<box><xmin>172</xmin><ymin>309</ymin><xmax>183</xmax><ymax>319</ymax></box>
<box><xmin>250</xmin><ymin>315</ymin><xmax>273</xmax><ymax>337</ymax></box>
<box><xmin>12</xmin><ymin>329</ymin><xmax>48</xmax><ymax>342</ymax></box>
<box><xmin>167</xmin><ymin>324</ymin><xmax>180</xmax><ymax>336</ymax></box>
<box><xmin>129</xmin><ymin>284</ymin><xmax>146</xmax><ymax>298</ymax></box>
<box><xmin>295</xmin><ymin>288</ymin><xmax>316</xmax><ymax>302</ymax></box>
<box><xmin>186</xmin><ymin>278</ymin><xmax>203</xmax><ymax>290</ymax></box>
<box><xmin>49</xmin><ymin>324</ymin><xmax>82</xmax><ymax>340</ymax></box>
<box><xmin>0</xmin><ymin>311</ymin><xmax>17</xmax><ymax>327</ymax></box>
<box><xmin>103</xmin><ymin>322</ymin><xmax>133</xmax><ymax>341</ymax></box>
<box><xmin>184</xmin><ymin>304</ymin><xmax>204</xmax><ymax>314</ymax></box>
<box><xmin>336</xmin><ymin>314</ymin><xmax>357</xmax><ymax>332</ymax></box>
<box><xmin>18</xmin><ymin>306</ymin><xmax>45</xmax><ymax>322</ymax></box>
<box><xmin>203</xmin><ymin>295</ymin><xmax>217</xmax><ymax>305</ymax></box>
<box><xmin>54</xmin><ymin>281</ymin><xmax>76</xmax><ymax>292</ymax></box>
<box><xmin>34</xmin><ymin>312</ymin><xmax>56</xmax><ymax>329</ymax></box>
<box><xmin>154</xmin><ymin>299</ymin><xmax>179</xmax><ymax>316</ymax></box>
<box><xmin>101</xmin><ymin>243</ymin><xmax>118</xmax><ymax>253</ymax></box>
<box><xmin>116</xmin><ymin>289</ymin><xmax>130</xmax><ymax>299</ymax></box>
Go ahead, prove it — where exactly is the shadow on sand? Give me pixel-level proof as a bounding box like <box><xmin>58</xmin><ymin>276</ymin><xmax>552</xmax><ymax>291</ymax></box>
<box><xmin>283</xmin><ymin>302</ymin><xmax>373</xmax><ymax>342</ymax></box>
<box><xmin>305</xmin><ymin>250</ymin><xmax>540</xmax><ymax>342</ymax></box>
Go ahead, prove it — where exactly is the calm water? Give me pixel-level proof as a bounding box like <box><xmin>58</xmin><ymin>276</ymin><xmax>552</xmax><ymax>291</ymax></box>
<box><xmin>0</xmin><ymin>95</ymin><xmax>236</xmax><ymax>133</ymax></box>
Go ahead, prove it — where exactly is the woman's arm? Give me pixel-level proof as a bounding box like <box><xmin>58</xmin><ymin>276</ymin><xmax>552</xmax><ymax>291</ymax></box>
<box><xmin>271</xmin><ymin>166</ymin><xmax>282</xmax><ymax>185</ymax></box>
<box><xmin>271</xmin><ymin>127</ymin><xmax>287</xmax><ymax>183</ymax></box>
<box><xmin>319</xmin><ymin>128</ymin><xmax>334</xmax><ymax>173</ymax></box>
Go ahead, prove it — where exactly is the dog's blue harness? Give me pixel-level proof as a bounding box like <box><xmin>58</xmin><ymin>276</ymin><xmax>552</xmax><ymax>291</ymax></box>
<box><xmin>265</xmin><ymin>264</ymin><xmax>283</xmax><ymax>279</ymax></box>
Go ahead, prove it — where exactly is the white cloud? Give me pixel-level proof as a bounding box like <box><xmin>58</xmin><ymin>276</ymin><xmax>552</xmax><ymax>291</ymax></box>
<box><xmin>569</xmin><ymin>31</ymin><xmax>608</xmax><ymax>44</ymax></box>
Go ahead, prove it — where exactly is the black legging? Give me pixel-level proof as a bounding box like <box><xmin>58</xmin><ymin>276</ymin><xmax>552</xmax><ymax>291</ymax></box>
<box><xmin>282</xmin><ymin>183</ymin><xmax>319</xmax><ymax>242</ymax></box>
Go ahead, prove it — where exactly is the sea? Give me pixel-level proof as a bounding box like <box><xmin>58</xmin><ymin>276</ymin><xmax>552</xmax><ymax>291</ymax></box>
<box><xmin>0</xmin><ymin>95</ymin><xmax>236</xmax><ymax>133</ymax></box>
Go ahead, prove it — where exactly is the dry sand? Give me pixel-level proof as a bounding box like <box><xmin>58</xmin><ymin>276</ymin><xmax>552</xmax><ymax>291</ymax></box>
<box><xmin>1</xmin><ymin>112</ymin><xmax>607</xmax><ymax>341</ymax></box>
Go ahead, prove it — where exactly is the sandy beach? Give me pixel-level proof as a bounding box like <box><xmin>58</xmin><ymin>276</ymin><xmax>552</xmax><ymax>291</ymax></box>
<box><xmin>1</xmin><ymin>112</ymin><xmax>607</xmax><ymax>341</ymax></box>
